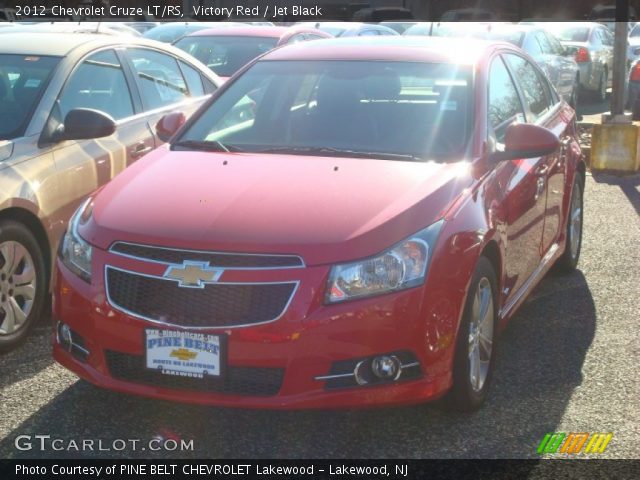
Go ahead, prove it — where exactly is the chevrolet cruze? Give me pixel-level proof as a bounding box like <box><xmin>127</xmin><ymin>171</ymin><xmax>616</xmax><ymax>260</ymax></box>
<box><xmin>53</xmin><ymin>37</ymin><xmax>584</xmax><ymax>410</ymax></box>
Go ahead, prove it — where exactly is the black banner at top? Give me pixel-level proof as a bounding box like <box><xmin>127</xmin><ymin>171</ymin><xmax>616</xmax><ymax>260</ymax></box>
<box><xmin>2</xmin><ymin>0</ymin><xmax>640</xmax><ymax>22</ymax></box>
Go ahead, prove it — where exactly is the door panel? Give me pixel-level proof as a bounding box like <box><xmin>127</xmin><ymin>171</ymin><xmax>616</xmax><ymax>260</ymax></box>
<box><xmin>50</xmin><ymin>49</ymin><xmax>154</xmax><ymax>224</ymax></box>
<box><xmin>488</xmin><ymin>55</ymin><xmax>546</xmax><ymax>299</ymax></box>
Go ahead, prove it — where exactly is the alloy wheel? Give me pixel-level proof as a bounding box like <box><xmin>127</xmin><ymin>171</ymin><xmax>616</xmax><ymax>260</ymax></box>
<box><xmin>0</xmin><ymin>241</ymin><xmax>37</xmax><ymax>335</ymax></box>
<box><xmin>468</xmin><ymin>277</ymin><xmax>494</xmax><ymax>393</ymax></box>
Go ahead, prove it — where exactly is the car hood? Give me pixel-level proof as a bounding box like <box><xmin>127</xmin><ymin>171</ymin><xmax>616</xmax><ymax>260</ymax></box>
<box><xmin>83</xmin><ymin>147</ymin><xmax>473</xmax><ymax>266</ymax></box>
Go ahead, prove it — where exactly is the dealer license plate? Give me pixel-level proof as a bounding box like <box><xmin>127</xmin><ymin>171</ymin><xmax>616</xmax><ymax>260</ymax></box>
<box><xmin>145</xmin><ymin>329</ymin><xmax>222</xmax><ymax>378</ymax></box>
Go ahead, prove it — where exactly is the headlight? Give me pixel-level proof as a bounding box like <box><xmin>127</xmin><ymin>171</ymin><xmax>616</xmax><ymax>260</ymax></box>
<box><xmin>326</xmin><ymin>220</ymin><xmax>444</xmax><ymax>303</ymax></box>
<box><xmin>59</xmin><ymin>198</ymin><xmax>93</xmax><ymax>282</ymax></box>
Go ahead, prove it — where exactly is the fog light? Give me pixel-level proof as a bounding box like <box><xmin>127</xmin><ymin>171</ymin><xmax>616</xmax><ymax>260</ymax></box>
<box><xmin>371</xmin><ymin>355</ymin><xmax>401</xmax><ymax>380</ymax></box>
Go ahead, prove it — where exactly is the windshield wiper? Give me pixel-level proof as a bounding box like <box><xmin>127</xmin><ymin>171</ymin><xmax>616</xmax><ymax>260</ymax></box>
<box><xmin>172</xmin><ymin>140</ymin><xmax>239</xmax><ymax>153</ymax></box>
<box><xmin>258</xmin><ymin>146</ymin><xmax>425</xmax><ymax>162</ymax></box>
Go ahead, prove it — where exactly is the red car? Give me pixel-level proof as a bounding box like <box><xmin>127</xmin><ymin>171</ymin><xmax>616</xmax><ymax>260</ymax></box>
<box><xmin>173</xmin><ymin>26</ymin><xmax>332</xmax><ymax>81</ymax></box>
<box><xmin>53</xmin><ymin>37</ymin><xmax>584</xmax><ymax>411</ymax></box>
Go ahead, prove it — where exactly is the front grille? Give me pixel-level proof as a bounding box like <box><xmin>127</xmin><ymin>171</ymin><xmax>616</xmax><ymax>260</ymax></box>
<box><xmin>106</xmin><ymin>267</ymin><xmax>296</xmax><ymax>328</ymax></box>
<box><xmin>105</xmin><ymin>350</ymin><xmax>284</xmax><ymax>396</ymax></box>
<box><xmin>110</xmin><ymin>242</ymin><xmax>304</xmax><ymax>268</ymax></box>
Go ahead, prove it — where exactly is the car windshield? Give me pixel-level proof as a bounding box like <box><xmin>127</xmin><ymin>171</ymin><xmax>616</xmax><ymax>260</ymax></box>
<box><xmin>174</xmin><ymin>36</ymin><xmax>278</xmax><ymax>77</ymax></box>
<box><xmin>631</xmin><ymin>24</ymin><xmax>640</xmax><ymax>37</ymax></box>
<box><xmin>0</xmin><ymin>54</ymin><xmax>60</xmax><ymax>140</ymax></box>
<box><xmin>176</xmin><ymin>60</ymin><xmax>473</xmax><ymax>162</ymax></box>
<box><xmin>548</xmin><ymin>26</ymin><xmax>590</xmax><ymax>42</ymax></box>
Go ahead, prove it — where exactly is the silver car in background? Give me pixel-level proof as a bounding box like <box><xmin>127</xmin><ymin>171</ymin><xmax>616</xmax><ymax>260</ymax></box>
<box><xmin>406</xmin><ymin>23</ymin><xmax>580</xmax><ymax>107</ymax></box>
<box><xmin>538</xmin><ymin>22</ymin><xmax>614</xmax><ymax>102</ymax></box>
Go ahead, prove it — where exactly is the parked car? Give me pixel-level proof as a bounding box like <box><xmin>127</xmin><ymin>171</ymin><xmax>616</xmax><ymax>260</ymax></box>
<box><xmin>53</xmin><ymin>37</ymin><xmax>584</xmax><ymax>411</ymax></box>
<box><xmin>351</xmin><ymin>7</ymin><xmax>413</xmax><ymax>22</ymax></box>
<box><xmin>430</xmin><ymin>24</ymin><xmax>580</xmax><ymax>107</ymax></box>
<box><xmin>627</xmin><ymin>58</ymin><xmax>640</xmax><ymax>114</ymax></box>
<box><xmin>296</xmin><ymin>22</ymin><xmax>399</xmax><ymax>37</ymax></box>
<box><xmin>0</xmin><ymin>32</ymin><xmax>222</xmax><ymax>351</ymax></box>
<box><xmin>0</xmin><ymin>8</ymin><xmax>17</xmax><ymax>21</ymax></box>
<box><xmin>143</xmin><ymin>22</ymin><xmax>243</xmax><ymax>43</ymax></box>
<box><xmin>440</xmin><ymin>8</ymin><xmax>497</xmax><ymax>21</ymax></box>
<box><xmin>379</xmin><ymin>21</ymin><xmax>419</xmax><ymax>35</ymax></box>
<box><xmin>541</xmin><ymin>22</ymin><xmax>614</xmax><ymax>101</ymax></box>
<box><xmin>628</xmin><ymin>23</ymin><xmax>640</xmax><ymax>67</ymax></box>
<box><xmin>174</xmin><ymin>26</ymin><xmax>332</xmax><ymax>80</ymax></box>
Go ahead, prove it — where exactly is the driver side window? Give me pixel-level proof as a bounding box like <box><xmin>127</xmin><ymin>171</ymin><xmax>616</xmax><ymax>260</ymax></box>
<box><xmin>59</xmin><ymin>49</ymin><xmax>134</xmax><ymax>121</ymax></box>
<box><xmin>488</xmin><ymin>56</ymin><xmax>525</xmax><ymax>144</ymax></box>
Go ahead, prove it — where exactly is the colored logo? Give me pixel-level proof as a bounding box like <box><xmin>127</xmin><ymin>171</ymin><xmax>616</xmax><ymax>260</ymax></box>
<box><xmin>170</xmin><ymin>348</ymin><xmax>198</xmax><ymax>361</ymax></box>
<box><xmin>537</xmin><ymin>432</ymin><xmax>613</xmax><ymax>454</ymax></box>
<box><xmin>163</xmin><ymin>261</ymin><xmax>223</xmax><ymax>288</ymax></box>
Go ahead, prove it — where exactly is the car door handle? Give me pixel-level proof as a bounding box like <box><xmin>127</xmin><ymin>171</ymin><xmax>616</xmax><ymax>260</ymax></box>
<box><xmin>130</xmin><ymin>143</ymin><xmax>152</xmax><ymax>158</ymax></box>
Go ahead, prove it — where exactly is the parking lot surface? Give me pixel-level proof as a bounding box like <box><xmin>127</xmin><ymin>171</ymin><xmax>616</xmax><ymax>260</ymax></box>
<box><xmin>0</xmin><ymin>171</ymin><xmax>638</xmax><ymax>459</ymax></box>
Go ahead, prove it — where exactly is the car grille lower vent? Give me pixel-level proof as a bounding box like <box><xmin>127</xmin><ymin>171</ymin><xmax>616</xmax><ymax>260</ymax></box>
<box><xmin>105</xmin><ymin>350</ymin><xmax>284</xmax><ymax>397</ymax></box>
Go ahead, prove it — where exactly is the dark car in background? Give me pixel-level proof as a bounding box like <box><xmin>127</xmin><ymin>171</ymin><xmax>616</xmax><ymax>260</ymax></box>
<box><xmin>0</xmin><ymin>32</ymin><xmax>221</xmax><ymax>352</ymax></box>
<box><xmin>174</xmin><ymin>26</ymin><xmax>332</xmax><ymax>80</ymax></box>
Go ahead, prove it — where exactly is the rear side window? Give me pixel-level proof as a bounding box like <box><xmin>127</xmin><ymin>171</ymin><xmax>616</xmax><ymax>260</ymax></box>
<box><xmin>127</xmin><ymin>48</ymin><xmax>188</xmax><ymax>110</ymax></box>
<box><xmin>488</xmin><ymin>56</ymin><xmax>524</xmax><ymax>143</ymax></box>
<box><xmin>179</xmin><ymin>61</ymin><xmax>205</xmax><ymax>97</ymax></box>
<box><xmin>59</xmin><ymin>49</ymin><xmax>134</xmax><ymax>121</ymax></box>
<box><xmin>504</xmin><ymin>54</ymin><xmax>553</xmax><ymax>123</ymax></box>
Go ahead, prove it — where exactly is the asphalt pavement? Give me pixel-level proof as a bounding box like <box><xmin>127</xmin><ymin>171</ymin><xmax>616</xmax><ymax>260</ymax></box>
<box><xmin>0</xmin><ymin>170</ymin><xmax>638</xmax><ymax>460</ymax></box>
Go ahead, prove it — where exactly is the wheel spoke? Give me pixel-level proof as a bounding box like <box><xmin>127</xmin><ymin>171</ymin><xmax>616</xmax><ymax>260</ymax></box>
<box><xmin>13</xmin><ymin>265</ymin><xmax>35</xmax><ymax>286</ymax></box>
<box><xmin>7</xmin><ymin>297</ymin><xmax>27</xmax><ymax>328</ymax></box>
<box><xmin>0</xmin><ymin>243</ymin><xmax>15</xmax><ymax>275</ymax></box>
<box><xmin>479</xmin><ymin>332</ymin><xmax>492</xmax><ymax>357</ymax></box>
<box><xmin>471</xmin><ymin>345</ymin><xmax>481</xmax><ymax>391</ymax></box>
<box><xmin>13</xmin><ymin>284</ymin><xmax>35</xmax><ymax>301</ymax></box>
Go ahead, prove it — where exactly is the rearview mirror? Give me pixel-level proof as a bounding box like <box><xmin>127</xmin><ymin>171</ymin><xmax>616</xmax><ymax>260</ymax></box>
<box><xmin>56</xmin><ymin>108</ymin><xmax>116</xmax><ymax>142</ymax></box>
<box><xmin>491</xmin><ymin>123</ymin><xmax>560</xmax><ymax>162</ymax></box>
<box><xmin>156</xmin><ymin>112</ymin><xmax>186</xmax><ymax>143</ymax></box>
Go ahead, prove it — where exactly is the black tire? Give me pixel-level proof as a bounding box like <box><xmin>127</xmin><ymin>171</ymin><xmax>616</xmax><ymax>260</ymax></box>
<box><xmin>555</xmin><ymin>175</ymin><xmax>584</xmax><ymax>274</ymax></box>
<box><xmin>0</xmin><ymin>220</ymin><xmax>47</xmax><ymax>353</ymax></box>
<box><xmin>570</xmin><ymin>77</ymin><xmax>579</xmax><ymax>110</ymax></box>
<box><xmin>449</xmin><ymin>256</ymin><xmax>498</xmax><ymax>412</ymax></box>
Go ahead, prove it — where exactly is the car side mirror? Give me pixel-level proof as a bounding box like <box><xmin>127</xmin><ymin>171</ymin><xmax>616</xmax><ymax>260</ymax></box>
<box><xmin>156</xmin><ymin>112</ymin><xmax>186</xmax><ymax>143</ymax></box>
<box><xmin>54</xmin><ymin>108</ymin><xmax>116</xmax><ymax>142</ymax></box>
<box><xmin>491</xmin><ymin>123</ymin><xmax>560</xmax><ymax>162</ymax></box>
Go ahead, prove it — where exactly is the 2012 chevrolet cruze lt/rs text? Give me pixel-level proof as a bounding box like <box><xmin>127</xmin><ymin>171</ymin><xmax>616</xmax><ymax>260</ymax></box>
<box><xmin>53</xmin><ymin>37</ymin><xmax>584</xmax><ymax>410</ymax></box>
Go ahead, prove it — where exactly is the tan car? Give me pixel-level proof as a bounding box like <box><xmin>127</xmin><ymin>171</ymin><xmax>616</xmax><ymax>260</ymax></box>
<box><xmin>0</xmin><ymin>32</ymin><xmax>221</xmax><ymax>351</ymax></box>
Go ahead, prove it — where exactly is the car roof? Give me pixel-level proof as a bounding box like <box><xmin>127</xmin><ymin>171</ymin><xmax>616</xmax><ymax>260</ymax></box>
<box><xmin>0</xmin><ymin>31</ymin><xmax>206</xmax><ymax>59</ymax></box>
<box><xmin>189</xmin><ymin>25</ymin><xmax>290</xmax><ymax>39</ymax></box>
<box><xmin>262</xmin><ymin>36</ymin><xmax>497</xmax><ymax>64</ymax></box>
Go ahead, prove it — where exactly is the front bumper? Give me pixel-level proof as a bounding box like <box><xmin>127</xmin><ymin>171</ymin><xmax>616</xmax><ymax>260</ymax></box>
<box><xmin>53</xmin><ymin>247</ymin><xmax>459</xmax><ymax>409</ymax></box>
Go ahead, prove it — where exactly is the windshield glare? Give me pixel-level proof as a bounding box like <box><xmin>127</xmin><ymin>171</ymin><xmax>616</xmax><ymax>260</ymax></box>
<box><xmin>175</xmin><ymin>36</ymin><xmax>278</xmax><ymax>77</ymax></box>
<box><xmin>0</xmin><ymin>54</ymin><xmax>60</xmax><ymax>140</ymax></box>
<box><xmin>178</xmin><ymin>60</ymin><xmax>472</xmax><ymax>161</ymax></box>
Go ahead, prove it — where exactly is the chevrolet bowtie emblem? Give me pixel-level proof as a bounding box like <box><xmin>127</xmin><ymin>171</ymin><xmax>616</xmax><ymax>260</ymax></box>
<box><xmin>170</xmin><ymin>348</ymin><xmax>198</xmax><ymax>361</ymax></box>
<box><xmin>163</xmin><ymin>261</ymin><xmax>224</xmax><ymax>288</ymax></box>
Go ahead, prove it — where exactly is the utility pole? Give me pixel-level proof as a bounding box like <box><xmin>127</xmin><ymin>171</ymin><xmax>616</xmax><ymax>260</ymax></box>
<box><xmin>609</xmin><ymin>0</ymin><xmax>629</xmax><ymax>118</ymax></box>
